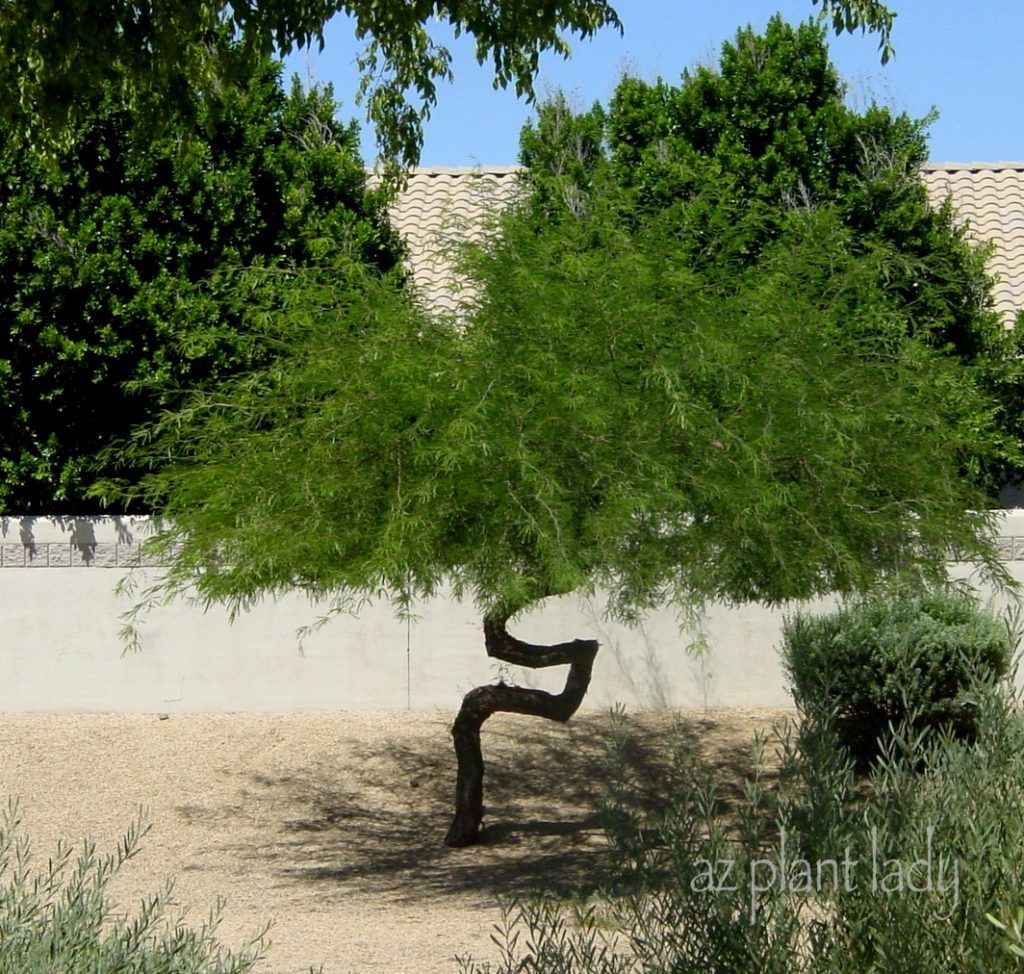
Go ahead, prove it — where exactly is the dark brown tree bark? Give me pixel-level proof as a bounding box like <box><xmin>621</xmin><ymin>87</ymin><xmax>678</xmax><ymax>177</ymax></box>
<box><xmin>443</xmin><ymin>616</ymin><xmax>599</xmax><ymax>847</ymax></box>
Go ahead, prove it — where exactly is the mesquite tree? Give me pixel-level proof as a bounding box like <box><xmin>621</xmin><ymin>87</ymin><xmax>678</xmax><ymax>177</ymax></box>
<box><xmin>95</xmin><ymin>16</ymin><xmax>1015</xmax><ymax>848</ymax></box>
<box><xmin>97</xmin><ymin>174</ymin><xmax>1011</xmax><ymax>845</ymax></box>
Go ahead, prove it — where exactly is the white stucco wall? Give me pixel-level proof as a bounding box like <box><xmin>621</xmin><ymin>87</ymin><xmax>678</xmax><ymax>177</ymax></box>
<box><xmin>2</xmin><ymin>515</ymin><xmax>1022</xmax><ymax>713</ymax></box>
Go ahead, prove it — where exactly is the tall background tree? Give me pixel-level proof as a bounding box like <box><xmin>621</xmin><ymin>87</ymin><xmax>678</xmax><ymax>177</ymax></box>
<box><xmin>0</xmin><ymin>1</ymin><xmax>895</xmax><ymax>170</ymax></box>
<box><xmin>519</xmin><ymin>15</ymin><xmax>1024</xmax><ymax>493</ymax></box>
<box><xmin>0</xmin><ymin>34</ymin><xmax>402</xmax><ymax>513</ymax></box>
<box><xmin>98</xmin><ymin>18</ymin><xmax>1015</xmax><ymax>847</ymax></box>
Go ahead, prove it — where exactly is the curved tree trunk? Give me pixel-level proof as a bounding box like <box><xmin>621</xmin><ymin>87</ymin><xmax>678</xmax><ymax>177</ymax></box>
<box><xmin>443</xmin><ymin>616</ymin><xmax>599</xmax><ymax>848</ymax></box>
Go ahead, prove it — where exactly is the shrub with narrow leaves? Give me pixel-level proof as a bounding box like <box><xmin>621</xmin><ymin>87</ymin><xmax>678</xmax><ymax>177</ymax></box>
<box><xmin>0</xmin><ymin>800</ymin><xmax>266</xmax><ymax>974</ymax></box>
<box><xmin>458</xmin><ymin>685</ymin><xmax>1024</xmax><ymax>974</ymax></box>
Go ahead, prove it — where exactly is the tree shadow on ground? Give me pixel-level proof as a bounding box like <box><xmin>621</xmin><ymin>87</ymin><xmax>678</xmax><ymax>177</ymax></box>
<box><xmin>210</xmin><ymin>708</ymin><xmax>792</xmax><ymax>905</ymax></box>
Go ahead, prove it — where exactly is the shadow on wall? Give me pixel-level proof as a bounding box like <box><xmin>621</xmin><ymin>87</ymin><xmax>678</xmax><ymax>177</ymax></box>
<box><xmin>575</xmin><ymin>598</ymin><xmax>720</xmax><ymax>710</ymax></box>
<box><xmin>0</xmin><ymin>515</ymin><xmax>155</xmax><ymax>567</ymax></box>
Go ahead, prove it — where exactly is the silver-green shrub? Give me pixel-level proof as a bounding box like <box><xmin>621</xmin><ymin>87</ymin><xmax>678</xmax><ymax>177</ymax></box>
<box><xmin>0</xmin><ymin>801</ymin><xmax>267</xmax><ymax>974</ymax></box>
<box><xmin>459</xmin><ymin>679</ymin><xmax>1024</xmax><ymax>974</ymax></box>
<box><xmin>781</xmin><ymin>585</ymin><xmax>1013</xmax><ymax>765</ymax></box>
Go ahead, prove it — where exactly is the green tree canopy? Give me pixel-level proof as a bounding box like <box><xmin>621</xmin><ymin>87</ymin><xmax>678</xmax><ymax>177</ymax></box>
<box><xmin>109</xmin><ymin>203</ymin><xmax>1010</xmax><ymax>610</ymax></box>
<box><xmin>0</xmin><ymin>1</ymin><xmax>895</xmax><ymax>170</ymax></box>
<box><xmin>95</xmin><ymin>16</ymin><xmax>1008</xmax><ymax>849</ymax></box>
<box><xmin>0</xmin><ymin>35</ymin><xmax>401</xmax><ymax>514</ymax></box>
<box><xmin>520</xmin><ymin>15</ymin><xmax>1024</xmax><ymax>492</ymax></box>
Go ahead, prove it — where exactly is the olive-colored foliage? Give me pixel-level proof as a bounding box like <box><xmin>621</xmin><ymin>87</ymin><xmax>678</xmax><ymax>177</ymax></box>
<box><xmin>0</xmin><ymin>802</ymin><xmax>266</xmax><ymax>973</ymax></box>
<box><xmin>782</xmin><ymin>586</ymin><xmax>1014</xmax><ymax>764</ymax></box>
<box><xmin>459</xmin><ymin>685</ymin><xmax>1024</xmax><ymax>974</ymax></box>
<box><xmin>0</xmin><ymin>36</ymin><xmax>401</xmax><ymax>514</ymax></box>
<box><xmin>520</xmin><ymin>17</ymin><xmax>1024</xmax><ymax>492</ymax></box>
<box><xmin>0</xmin><ymin>1</ymin><xmax>895</xmax><ymax>172</ymax></box>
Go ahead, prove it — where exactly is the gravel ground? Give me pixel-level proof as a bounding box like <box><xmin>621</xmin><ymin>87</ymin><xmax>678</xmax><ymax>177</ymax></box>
<box><xmin>0</xmin><ymin>708</ymin><xmax>793</xmax><ymax>974</ymax></box>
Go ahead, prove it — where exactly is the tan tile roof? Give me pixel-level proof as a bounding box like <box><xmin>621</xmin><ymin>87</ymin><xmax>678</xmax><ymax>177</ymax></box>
<box><xmin>386</xmin><ymin>164</ymin><xmax>1024</xmax><ymax>325</ymax></box>
<box><xmin>381</xmin><ymin>167</ymin><xmax>523</xmax><ymax>314</ymax></box>
<box><xmin>922</xmin><ymin>163</ymin><xmax>1024</xmax><ymax>324</ymax></box>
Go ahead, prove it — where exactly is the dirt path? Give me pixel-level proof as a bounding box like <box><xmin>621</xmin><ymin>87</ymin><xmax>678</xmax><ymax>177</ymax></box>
<box><xmin>0</xmin><ymin>708</ymin><xmax>793</xmax><ymax>974</ymax></box>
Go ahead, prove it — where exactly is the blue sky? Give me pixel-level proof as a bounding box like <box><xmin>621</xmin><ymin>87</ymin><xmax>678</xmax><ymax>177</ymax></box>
<box><xmin>282</xmin><ymin>0</ymin><xmax>1024</xmax><ymax>168</ymax></box>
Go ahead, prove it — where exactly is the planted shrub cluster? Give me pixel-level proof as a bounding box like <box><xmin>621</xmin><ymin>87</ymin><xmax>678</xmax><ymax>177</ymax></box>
<box><xmin>459</xmin><ymin>588</ymin><xmax>1024</xmax><ymax>974</ymax></box>
<box><xmin>0</xmin><ymin>802</ymin><xmax>265</xmax><ymax>974</ymax></box>
<box><xmin>781</xmin><ymin>586</ymin><xmax>1013</xmax><ymax>763</ymax></box>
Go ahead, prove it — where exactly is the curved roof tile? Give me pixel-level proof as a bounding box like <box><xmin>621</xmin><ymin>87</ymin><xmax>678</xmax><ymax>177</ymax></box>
<box><xmin>377</xmin><ymin>167</ymin><xmax>523</xmax><ymax>315</ymax></box>
<box><xmin>384</xmin><ymin>165</ymin><xmax>1024</xmax><ymax>325</ymax></box>
<box><xmin>922</xmin><ymin>163</ymin><xmax>1024</xmax><ymax>324</ymax></box>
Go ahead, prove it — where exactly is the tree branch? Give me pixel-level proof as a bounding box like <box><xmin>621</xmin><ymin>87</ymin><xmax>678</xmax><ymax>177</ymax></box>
<box><xmin>483</xmin><ymin>615</ymin><xmax>597</xmax><ymax>669</ymax></box>
<box><xmin>444</xmin><ymin>615</ymin><xmax>599</xmax><ymax>847</ymax></box>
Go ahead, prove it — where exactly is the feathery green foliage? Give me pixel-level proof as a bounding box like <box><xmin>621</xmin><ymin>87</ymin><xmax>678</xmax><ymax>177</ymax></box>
<box><xmin>99</xmin><ymin>172</ymin><xmax>1008</xmax><ymax>626</ymax></box>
